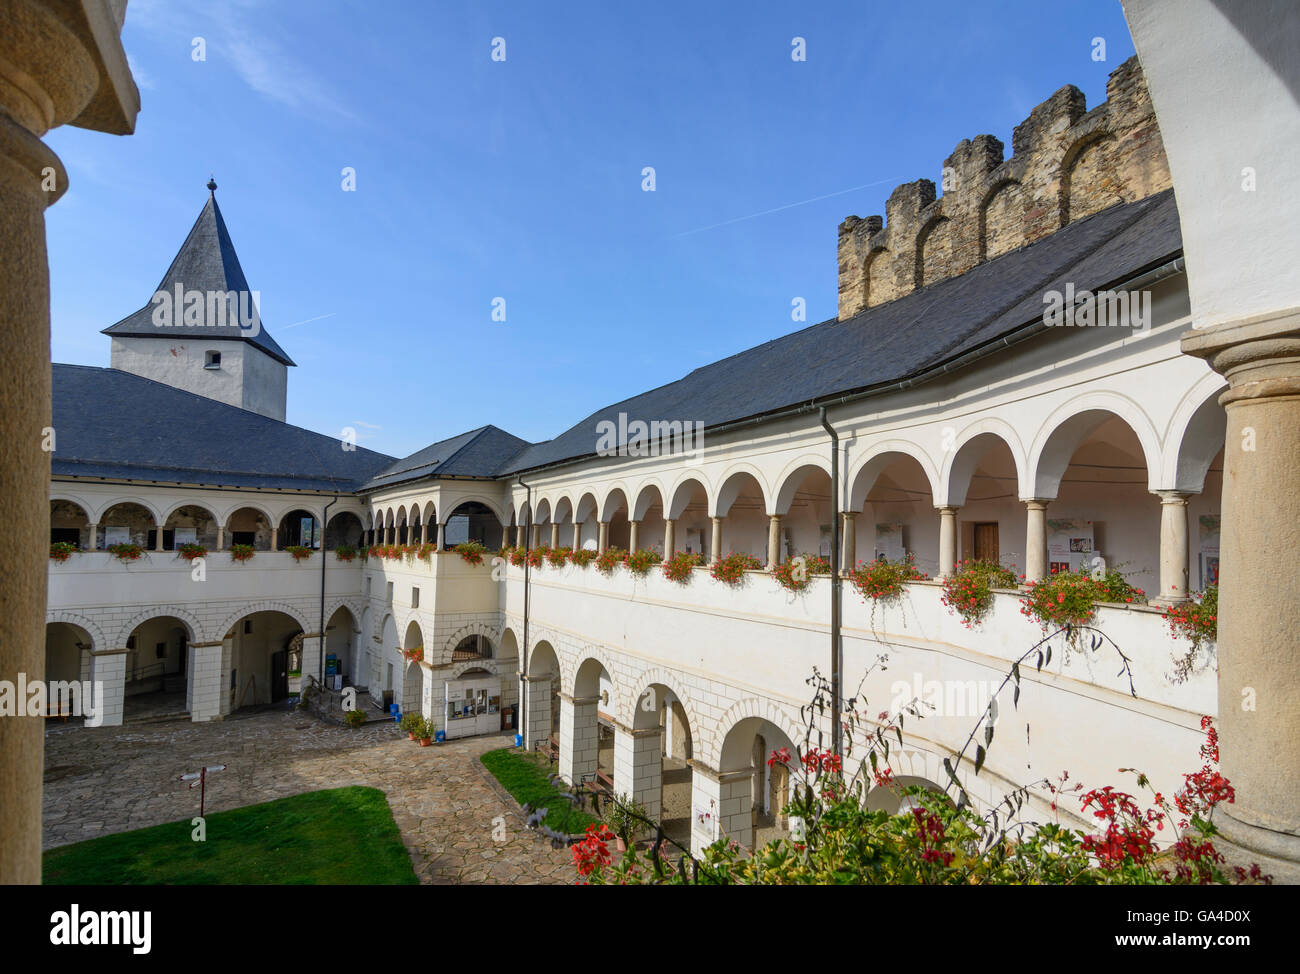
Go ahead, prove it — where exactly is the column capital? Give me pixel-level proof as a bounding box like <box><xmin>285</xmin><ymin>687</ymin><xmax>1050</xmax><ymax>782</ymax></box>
<box><xmin>935</xmin><ymin>505</ymin><xmax>959</xmax><ymax>515</ymax></box>
<box><xmin>1020</xmin><ymin>497</ymin><xmax>1052</xmax><ymax>510</ymax></box>
<box><xmin>1153</xmin><ymin>490</ymin><xmax>1194</xmax><ymax>504</ymax></box>
<box><xmin>1181</xmin><ymin>306</ymin><xmax>1300</xmax><ymax>402</ymax></box>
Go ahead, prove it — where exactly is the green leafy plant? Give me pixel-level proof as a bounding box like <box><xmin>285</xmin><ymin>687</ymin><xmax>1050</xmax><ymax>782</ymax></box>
<box><xmin>285</xmin><ymin>544</ymin><xmax>314</xmax><ymax>562</ymax></box>
<box><xmin>940</xmin><ymin>559</ymin><xmax>1019</xmax><ymax>628</ymax></box>
<box><xmin>399</xmin><ymin>712</ymin><xmax>422</xmax><ymax>737</ymax></box>
<box><xmin>334</xmin><ymin>544</ymin><xmax>358</xmax><ymax>562</ymax></box>
<box><xmin>603</xmin><ymin>793</ymin><xmax>650</xmax><ymax>845</ymax></box>
<box><xmin>108</xmin><ymin>542</ymin><xmax>144</xmax><ymax>562</ymax></box>
<box><xmin>710</xmin><ymin>551</ymin><xmax>763</xmax><ymax>586</ymax></box>
<box><xmin>772</xmin><ymin>553</ymin><xmax>831</xmax><ymax>593</ymax></box>
<box><xmin>1019</xmin><ymin>567</ymin><xmax>1145</xmax><ymax>631</ymax></box>
<box><xmin>545</xmin><ymin>546</ymin><xmax>572</xmax><ymax>568</ymax></box>
<box><xmin>847</xmin><ymin>554</ymin><xmax>926</xmax><ymax>603</ymax></box>
<box><xmin>175</xmin><ymin>542</ymin><xmax>207</xmax><ymax>562</ymax></box>
<box><xmin>662</xmin><ymin>550</ymin><xmax>703</xmax><ymax>583</ymax></box>
<box><xmin>596</xmin><ymin>547</ymin><xmax>627</xmax><ymax>575</ymax></box>
<box><xmin>416</xmin><ymin>716</ymin><xmax>433</xmax><ymax>744</ymax></box>
<box><xmin>625</xmin><ymin>548</ymin><xmax>663</xmax><ymax>576</ymax></box>
<box><xmin>507</xmin><ymin>546</ymin><xmax>526</xmax><ymax>567</ymax></box>
<box><xmin>49</xmin><ymin>541</ymin><xmax>78</xmax><ymax>562</ymax></box>
<box><xmin>1164</xmin><ymin>582</ymin><xmax>1218</xmax><ymax>684</ymax></box>
<box><xmin>453</xmin><ymin>540</ymin><xmax>487</xmax><ymax>565</ymax></box>
<box><xmin>526</xmin><ymin>546</ymin><xmax>546</xmax><ymax>568</ymax></box>
<box><xmin>570</xmin><ymin>547</ymin><xmax>598</xmax><ymax>568</ymax></box>
<box><xmin>344</xmin><ymin>707</ymin><xmax>367</xmax><ymax>729</ymax></box>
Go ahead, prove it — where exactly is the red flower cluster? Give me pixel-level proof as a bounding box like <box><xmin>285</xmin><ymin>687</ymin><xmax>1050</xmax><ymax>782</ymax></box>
<box><xmin>912</xmin><ymin>807</ymin><xmax>955</xmax><ymax>866</ymax></box>
<box><xmin>800</xmin><ymin>748</ymin><xmax>842</xmax><ymax>775</ymax></box>
<box><xmin>767</xmin><ymin>746</ymin><xmax>792</xmax><ymax>769</ymax></box>
<box><xmin>572</xmin><ymin>823</ymin><xmax>615</xmax><ymax>882</ymax></box>
<box><xmin>710</xmin><ymin>551</ymin><xmax>763</xmax><ymax>586</ymax></box>
<box><xmin>1078</xmin><ymin>786</ymin><xmax>1162</xmax><ymax>868</ymax></box>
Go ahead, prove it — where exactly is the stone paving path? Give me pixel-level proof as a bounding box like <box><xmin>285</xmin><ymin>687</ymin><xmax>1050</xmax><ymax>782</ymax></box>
<box><xmin>42</xmin><ymin>709</ymin><xmax>573</xmax><ymax>885</ymax></box>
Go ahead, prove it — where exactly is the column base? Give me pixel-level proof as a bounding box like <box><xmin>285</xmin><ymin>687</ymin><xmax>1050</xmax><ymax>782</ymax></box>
<box><xmin>1214</xmin><ymin>811</ymin><xmax>1300</xmax><ymax>884</ymax></box>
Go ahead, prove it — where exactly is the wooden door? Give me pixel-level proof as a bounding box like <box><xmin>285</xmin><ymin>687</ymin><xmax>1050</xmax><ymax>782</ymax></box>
<box><xmin>973</xmin><ymin>522</ymin><xmax>1000</xmax><ymax>564</ymax></box>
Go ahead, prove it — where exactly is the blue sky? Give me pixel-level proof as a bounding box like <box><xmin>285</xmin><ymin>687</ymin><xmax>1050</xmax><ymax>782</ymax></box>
<box><xmin>46</xmin><ymin>0</ymin><xmax>1136</xmax><ymax>460</ymax></box>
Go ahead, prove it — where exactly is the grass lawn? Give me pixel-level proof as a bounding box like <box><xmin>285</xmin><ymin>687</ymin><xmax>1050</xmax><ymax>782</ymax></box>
<box><xmin>480</xmin><ymin>747</ymin><xmax>599</xmax><ymax>834</ymax></box>
<box><xmin>43</xmin><ymin>786</ymin><xmax>417</xmax><ymax>885</ymax></box>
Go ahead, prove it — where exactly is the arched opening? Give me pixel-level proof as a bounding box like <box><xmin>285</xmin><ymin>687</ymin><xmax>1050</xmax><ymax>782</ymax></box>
<box><xmin>527</xmin><ymin>639</ymin><xmax>561</xmax><ymax>754</ymax></box>
<box><xmin>946</xmin><ymin>434</ymin><xmax>1022</xmax><ymax>571</ymax></box>
<box><xmin>376</xmin><ymin>614</ymin><xmax>398</xmax><ymax>708</ymax></box>
<box><xmin>162</xmin><ymin>505</ymin><xmax>219</xmax><ymax>551</ymax></box>
<box><xmin>574</xmin><ymin>493</ymin><xmax>599</xmax><ymax>550</ymax></box>
<box><xmin>714</xmin><ymin>471</ymin><xmax>768</xmax><ymax>561</ymax></box>
<box><xmin>847</xmin><ymin>451</ymin><xmax>936</xmax><ymax>574</ymax></box>
<box><xmin>399</xmin><ymin>620</ymin><xmax>424</xmax><ymax>716</ymax></box>
<box><xmin>600</xmin><ymin>489</ymin><xmax>631</xmax><ymax>550</ymax></box>
<box><xmin>632</xmin><ymin>684</ymin><xmax>694</xmax><ymax>848</ymax></box>
<box><xmin>224</xmin><ymin>610</ymin><xmax>305</xmax><ymax>711</ymax></box>
<box><xmin>278</xmin><ymin>508</ymin><xmax>320</xmax><ymax>549</ymax></box>
<box><xmin>717</xmin><ymin>716</ymin><xmax>800</xmax><ymax>850</ymax></box>
<box><xmin>49</xmin><ymin>500</ymin><xmax>91</xmax><ymax>549</ymax></box>
<box><xmin>1035</xmin><ymin>411</ymin><xmax>1158</xmax><ymax>594</ymax></box>
<box><xmin>44</xmin><ymin>622</ymin><xmax>92</xmax><ymax>717</ymax></box>
<box><xmin>324</xmin><ymin>511</ymin><xmax>365</xmax><ymax>550</ymax></box>
<box><xmin>226</xmin><ymin>506</ymin><xmax>273</xmax><ymax>550</ymax></box>
<box><xmin>774</xmin><ymin>464</ymin><xmax>834</xmax><ymax>565</ymax></box>
<box><xmin>631</xmin><ymin>485</ymin><xmax>666</xmax><ymax>554</ymax></box>
<box><xmin>667</xmin><ymin>478</ymin><xmax>710</xmax><ymax>559</ymax></box>
<box><xmin>443</xmin><ymin>501</ymin><xmax>504</xmax><ymax>550</ymax></box>
<box><xmin>358</xmin><ymin>606</ymin><xmax>373</xmax><ymax>693</ymax></box>
<box><xmin>97</xmin><ymin>502</ymin><xmax>156</xmax><ymax>550</ymax></box>
<box><xmin>324</xmin><ymin>606</ymin><xmax>357</xmax><ymax>688</ymax></box>
<box><xmin>571</xmin><ymin>657</ymin><xmax>615</xmax><ymax>789</ymax></box>
<box><xmin>395</xmin><ymin>506</ymin><xmax>410</xmax><ymax>546</ymax></box>
<box><xmin>421</xmin><ymin>503</ymin><xmax>437</xmax><ymax>547</ymax></box>
<box><xmin>865</xmin><ymin>774</ymin><xmax>948</xmax><ymax>814</ymax></box>
<box><xmin>452</xmin><ymin>634</ymin><xmax>492</xmax><ymax>661</ymax></box>
<box><xmin>553</xmin><ymin>497</ymin><xmax>575</xmax><ymax>550</ymax></box>
<box><xmin>123</xmin><ymin>615</ymin><xmax>191</xmax><ymax>719</ymax></box>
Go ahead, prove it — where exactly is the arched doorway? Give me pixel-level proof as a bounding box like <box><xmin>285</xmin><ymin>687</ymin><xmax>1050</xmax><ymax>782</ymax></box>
<box><xmin>122</xmin><ymin>615</ymin><xmax>191</xmax><ymax>719</ymax></box>
<box><xmin>325</xmin><ymin>606</ymin><xmax>357</xmax><ymax>688</ymax></box>
<box><xmin>631</xmin><ymin>683</ymin><xmax>695</xmax><ymax>848</ymax></box>
<box><xmin>223</xmin><ymin>610</ymin><xmax>305</xmax><ymax>710</ymax></box>
<box><xmin>44</xmin><ymin>622</ymin><xmax>92</xmax><ymax>719</ymax></box>
<box><xmin>717</xmin><ymin>715</ymin><xmax>800</xmax><ymax>850</ymax></box>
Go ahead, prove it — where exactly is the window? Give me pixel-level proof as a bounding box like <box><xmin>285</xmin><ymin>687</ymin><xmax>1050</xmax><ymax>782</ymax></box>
<box><xmin>386</xmin><ymin>581</ymin><xmax>394</xmax><ymax>602</ymax></box>
<box><xmin>412</xmin><ymin>587</ymin><xmax>420</xmax><ymax>608</ymax></box>
<box><xmin>204</xmin><ymin>350</ymin><xmax>222</xmax><ymax>369</ymax></box>
<box><xmin>243</xmin><ymin>620</ymin><xmax>252</xmax><ymax>635</ymax></box>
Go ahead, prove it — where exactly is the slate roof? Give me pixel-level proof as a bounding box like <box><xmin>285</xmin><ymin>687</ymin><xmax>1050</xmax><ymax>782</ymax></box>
<box><xmin>499</xmin><ymin>189</ymin><xmax>1183</xmax><ymax>474</ymax></box>
<box><xmin>359</xmin><ymin>425</ymin><xmax>534</xmax><ymax>491</ymax></box>
<box><xmin>51</xmin><ymin>365</ymin><xmax>393</xmax><ymax>491</ymax></box>
<box><xmin>101</xmin><ymin>189</ymin><xmax>296</xmax><ymax>367</ymax></box>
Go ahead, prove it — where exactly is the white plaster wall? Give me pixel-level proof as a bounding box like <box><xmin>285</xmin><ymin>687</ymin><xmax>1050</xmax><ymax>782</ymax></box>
<box><xmin>109</xmin><ymin>336</ymin><xmax>287</xmax><ymax>421</ymax></box>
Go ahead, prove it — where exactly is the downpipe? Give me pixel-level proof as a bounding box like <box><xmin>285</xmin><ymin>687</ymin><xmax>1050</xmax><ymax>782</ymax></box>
<box><xmin>819</xmin><ymin>407</ymin><xmax>842</xmax><ymax>759</ymax></box>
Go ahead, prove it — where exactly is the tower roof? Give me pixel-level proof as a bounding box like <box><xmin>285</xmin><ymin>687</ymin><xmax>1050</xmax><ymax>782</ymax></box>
<box><xmin>101</xmin><ymin>181</ymin><xmax>296</xmax><ymax>366</ymax></box>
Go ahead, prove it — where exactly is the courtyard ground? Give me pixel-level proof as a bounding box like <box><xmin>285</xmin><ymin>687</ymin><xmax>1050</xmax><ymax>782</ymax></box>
<box><xmin>42</xmin><ymin>708</ymin><xmax>573</xmax><ymax>885</ymax></box>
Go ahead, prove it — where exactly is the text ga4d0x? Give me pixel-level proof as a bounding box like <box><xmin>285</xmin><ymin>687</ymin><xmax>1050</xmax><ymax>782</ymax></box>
<box><xmin>1197</xmin><ymin>910</ymin><xmax>1250</xmax><ymax>922</ymax></box>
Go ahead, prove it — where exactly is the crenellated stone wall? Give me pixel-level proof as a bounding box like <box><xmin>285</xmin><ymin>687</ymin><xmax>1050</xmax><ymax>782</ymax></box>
<box><xmin>837</xmin><ymin>56</ymin><xmax>1172</xmax><ymax>319</ymax></box>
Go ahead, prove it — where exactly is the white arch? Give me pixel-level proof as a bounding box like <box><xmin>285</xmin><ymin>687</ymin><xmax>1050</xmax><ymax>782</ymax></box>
<box><xmin>435</xmin><ymin>621</ymin><xmax>500</xmax><ymax>667</ymax></box>
<box><xmin>773</xmin><ymin>455</ymin><xmax>833</xmax><ymax>515</ymax></box>
<box><xmin>631</xmin><ymin>481</ymin><xmax>667</xmax><ymax>521</ymax></box>
<box><xmin>569</xmin><ymin>647</ymin><xmax>625</xmax><ymax>721</ymax></box>
<box><xmin>705</xmin><ymin>696</ymin><xmax>808</xmax><ymax>771</ymax></box>
<box><xmin>159</xmin><ymin>499</ymin><xmax>221</xmax><ymax>526</ymax></box>
<box><xmin>92</xmin><ymin>495</ymin><xmax>163</xmax><ymax>526</ymax></box>
<box><xmin>48</xmin><ymin>491</ymin><xmax>94</xmax><ymax>518</ymax></box>
<box><xmin>1026</xmin><ymin>392</ymin><xmax>1163</xmax><ymax>498</ymax></box>
<box><xmin>711</xmin><ymin>463</ymin><xmax>773</xmax><ymax>517</ymax></box>
<box><xmin>442</xmin><ymin>494</ymin><xmax>507</xmax><ymax>525</ymax></box>
<box><xmin>115</xmin><ymin>605</ymin><xmax>203</xmax><ymax>649</ymax></box>
<box><xmin>44</xmin><ymin>610</ymin><xmax>108</xmax><ymax>651</ymax></box>
<box><xmin>212</xmin><ymin>601</ymin><xmax>314</xmax><ymax>644</ymax></box>
<box><xmin>847</xmin><ymin>440</ymin><xmax>941</xmax><ymax>511</ymax></box>
<box><xmin>218</xmin><ymin>501</ymin><xmax>277</xmax><ymax>529</ymax></box>
<box><xmin>598</xmin><ymin>484</ymin><xmax>631</xmax><ymax>522</ymax></box>
<box><xmin>1159</xmin><ymin>372</ymin><xmax>1229</xmax><ymax>493</ymax></box>
<box><xmin>938</xmin><ymin>417</ymin><xmax>1027</xmax><ymax>507</ymax></box>
<box><xmin>626</xmin><ymin>667</ymin><xmax>702</xmax><ymax>734</ymax></box>
<box><xmin>665</xmin><ymin>472</ymin><xmax>712</xmax><ymax>520</ymax></box>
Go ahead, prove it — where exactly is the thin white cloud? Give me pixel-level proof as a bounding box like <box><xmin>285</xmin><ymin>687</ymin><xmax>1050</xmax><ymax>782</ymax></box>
<box><xmin>126</xmin><ymin>53</ymin><xmax>157</xmax><ymax>90</ymax></box>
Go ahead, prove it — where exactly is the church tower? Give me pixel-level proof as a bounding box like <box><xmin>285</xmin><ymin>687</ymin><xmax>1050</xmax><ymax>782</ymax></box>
<box><xmin>102</xmin><ymin>179</ymin><xmax>294</xmax><ymax>421</ymax></box>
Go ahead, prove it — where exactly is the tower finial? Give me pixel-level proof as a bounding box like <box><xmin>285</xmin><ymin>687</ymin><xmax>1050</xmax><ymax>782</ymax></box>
<box><xmin>207</xmin><ymin>176</ymin><xmax>217</xmax><ymax>195</ymax></box>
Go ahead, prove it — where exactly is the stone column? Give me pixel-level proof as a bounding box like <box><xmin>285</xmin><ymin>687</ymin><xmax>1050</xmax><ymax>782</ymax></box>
<box><xmin>523</xmin><ymin>675</ymin><xmax>552</xmax><ymax>751</ymax></box>
<box><xmin>270</xmin><ymin>527</ymin><xmax>279</xmax><ymax>552</ymax></box>
<box><xmin>87</xmin><ymin>522</ymin><xmax>98</xmax><ymax>550</ymax></box>
<box><xmin>937</xmin><ymin>506</ymin><xmax>958</xmax><ymax>578</ymax></box>
<box><xmin>420</xmin><ymin>521</ymin><xmax>428</xmax><ymax>545</ymax></box>
<box><xmin>1024</xmin><ymin>499</ymin><xmax>1050</xmax><ymax>583</ymax></box>
<box><xmin>628</xmin><ymin>520</ymin><xmax>639</xmax><ymax>552</ymax></box>
<box><xmin>688</xmin><ymin>761</ymin><xmax>753</xmax><ymax>856</ymax></box>
<box><xmin>88</xmin><ymin>650</ymin><xmax>127</xmax><ymax>728</ymax></box>
<box><xmin>153</xmin><ymin>524</ymin><xmax>165</xmax><ymax>552</ymax></box>
<box><xmin>598</xmin><ymin>521</ymin><xmax>609</xmax><ymax>555</ymax></box>
<box><xmin>514</xmin><ymin>524</ymin><xmax>523</xmax><ymax>547</ymax></box>
<box><xmin>766</xmin><ymin>515</ymin><xmax>783</xmax><ymax>569</ymax></box>
<box><xmin>436</xmin><ymin>522</ymin><xmax>445</xmax><ymax>550</ymax></box>
<box><xmin>215</xmin><ymin>525</ymin><xmax>224</xmax><ymax>551</ymax></box>
<box><xmin>188</xmin><ymin>640</ymin><xmax>226</xmax><ymax>722</ymax></box>
<box><xmin>711</xmin><ymin>516</ymin><xmax>723</xmax><ymax>563</ymax></box>
<box><xmin>663</xmin><ymin>518</ymin><xmax>675</xmax><ymax>556</ymax></box>
<box><xmin>299</xmin><ymin>634</ymin><xmax>323</xmax><ymax>690</ymax></box>
<box><xmin>572</xmin><ymin>521</ymin><xmax>581</xmax><ymax>550</ymax></box>
<box><xmin>530</xmin><ymin>524</ymin><xmax>540</xmax><ymax>549</ymax></box>
<box><xmin>613</xmin><ymin>723</ymin><xmax>663</xmax><ymax>823</ymax></box>
<box><xmin>1151</xmin><ymin>491</ymin><xmax>1192</xmax><ymax>605</ymax></box>
<box><xmin>841</xmin><ymin>512</ymin><xmax>857</xmax><ymax>573</ymax></box>
<box><xmin>549</xmin><ymin>523</ymin><xmax>559</xmax><ymax>549</ymax></box>
<box><xmin>558</xmin><ymin>693</ymin><xmax>599</xmax><ymax>787</ymax></box>
<box><xmin>1182</xmin><ymin>308</ymin><xmax>1300</xmax><ymax>881</ymax></box>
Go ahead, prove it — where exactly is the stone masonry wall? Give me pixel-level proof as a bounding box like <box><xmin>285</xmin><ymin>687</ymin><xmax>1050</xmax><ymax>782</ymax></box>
<box><xmin>836</xmin><ymin>56</ymin><xmax>1172</xmax><ymax>319</ymax></box>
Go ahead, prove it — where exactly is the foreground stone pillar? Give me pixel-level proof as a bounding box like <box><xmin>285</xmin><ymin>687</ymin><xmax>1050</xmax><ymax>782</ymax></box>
<box><xmin>841</xmin><ymin>511</ymin><xmax>857</xmax><ymax>572</ymax></box>
<box><xmin>0</xmin><ymin>0</ymin><xmax>139</xmax><ymax>885</ymax></box>
<box><xmin>936</xmin><ymin>506</ymin><xmax>958</xmax><ymax>578</ymax></box>
<box><xmin>550</xmin><ymin>523</ymin><xmax>559</xmax><ymax>550</ymax></box>
<box><xmin>271</xmin><ymin>527</ymin><xmax>279</xmax><ymax>551</ymax></box>
<box><xmin>523</xmin><ymin>675</ymin><xmax>552</xmax><ymax>751</ymax></box>
<box><xmin>710</xmin><ymin>516</ymin><xmax>723</xmax><ymax>563</ymax></box>
<box><xmin>514</xmin><ymin>524</ymin><xmax>523</xmax><ymax>547</ymax></box>
<box><xmin>1151</xmin><ymin>491</ymin><xmax>1192</xmax><ymax>605</ymax></box>
<box><xmin>627</xmin><ymin>520</ymin><xmax>638</xmax><ymax>552</ymax></box>
<box><xmin>597</xmin><ymin>521</ymin><xmax>609</xmax><ymax>555</ymax></box>
<box><xmin>663</xmin><ymin>518</ymin><xmax>675</xmax><ymax>556</ymax></box>
<box><xmin>766</xmin><ymin>515</ymin><xmax>782</xmax><ymax>569</ymax></box>
<box><xmin>420</xmin><ymin>521</ymin><xmax>428</xmax><ymax>545</ymax></box>
<box><xmin>153</xmin><ymin>524</ymin><xmax>164</xmax><ymax>551</ymax></box>
<box><xmin>1183</xmin><ymin>308</ymin><xmax>1300</xmax><ymax>882</ymax></box>
<box><xmin>1023</xmin><ymin>499</ymin><xmax>1049</xmax><ymax>583</ymax></box>
<box><xmin>88</xmin><ymin>650</ymin><xmax>127</xmax><ymax>727</ymax></box>
<box><xmin>436</xmin><ymin>522</ymin><xmax>445</xmax><ymax>550</ymax></box>
<box><xmin>188</xmin><ymin>640</ymin><xmax>227</xmax><ymax>722</ymax></box>
<box><xmin>87</xmin><ymin>522</ymin><xmax>98</xmax><ymax>550</ymax></box>
<box><xmin>572</xmin><ymin>521</ymin><xmax>581</xmax><ymax>550</ymax></box>
<box><xmin>558</xmin><ymin>692</ymin><xmax>599</xmax><ymax>787</ymax></box>
<box><xmin>613</xmin><ymin>723</ymin><xmax>662</xmax><ymax>822</ymax></box>
<box><xmin>215</xmin><ymin>525</ymin><xmax>224</xmax><ymax>550</ymax></box>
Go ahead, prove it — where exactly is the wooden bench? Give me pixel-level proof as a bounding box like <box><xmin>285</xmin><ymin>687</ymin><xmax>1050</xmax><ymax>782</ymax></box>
<box><xmin>536</xmin><ymin>734</ymin><xmax>559</xmax><ymax>764</ymax></box>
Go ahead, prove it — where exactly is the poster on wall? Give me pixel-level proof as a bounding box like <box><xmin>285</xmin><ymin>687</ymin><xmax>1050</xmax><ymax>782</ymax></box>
<box><xmin>818</xmin><ymin>525</ymin><xmax>832</xmax><ymax>559</ymax></box>
<box><xmin>103</xmin><ymin>525</ymin><xmax>129</xmax><ymax>547</ymax></box>
<box><xmin>1199</xmin><ymin>514</ymin><xmax>1221</xmax><ymax>589</ymax></box>
<box><xmin>1047</xmin><ymin>518</ymin><xmax>1093</xmax><ymax>573</ymax></box>
<box><xmin>875</xmin><ymin>523</ymin><xmax>904</xmax><ymax>562</ymax></box>
<box><xmin>173</xmin><ymin>527</ymin><xmax>197</xmax><ymax>546</ymax></box>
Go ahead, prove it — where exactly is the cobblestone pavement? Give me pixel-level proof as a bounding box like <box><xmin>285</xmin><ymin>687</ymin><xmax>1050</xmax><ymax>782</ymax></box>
<box><xmin>42</xmin><ymin>709</ymin><xmax>573</xmax><ymax>885</ymax></box>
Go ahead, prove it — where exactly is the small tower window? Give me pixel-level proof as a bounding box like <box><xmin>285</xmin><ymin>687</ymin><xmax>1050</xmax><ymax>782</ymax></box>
<box><xmin>204</xmin><ymin>350</ymin><xmax>222</xmax><ymax>369</ymax></box>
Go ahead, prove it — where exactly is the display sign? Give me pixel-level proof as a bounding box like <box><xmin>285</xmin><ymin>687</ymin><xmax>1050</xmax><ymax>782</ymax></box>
<box><xmin>875</xmin><ymin>523</ymin><xmax>904</xmax><ymax>562</ymax></box>
<box><xmin>103</xmin><ymin>525</ymin><xmax>130</xmax><ymax>546</ymax></box>
<box><xmin>1047</xmin><ymin>517</ymin><xmax>1093</xmax><ymax>573</ymax></box>
<box><xmin>1199</xmin><ymin>514</ymin><xmax>1221</xmax><ymax>589</ymax></box>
